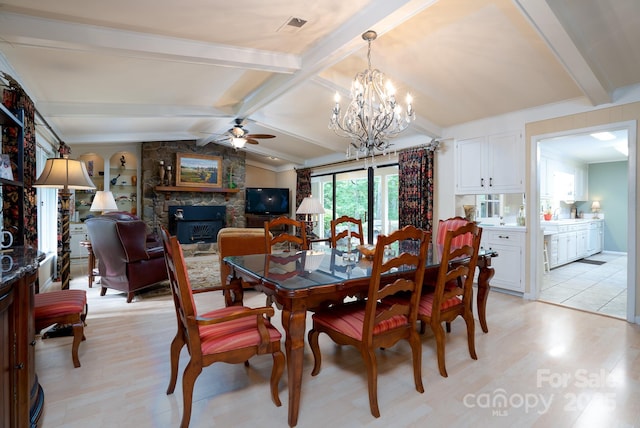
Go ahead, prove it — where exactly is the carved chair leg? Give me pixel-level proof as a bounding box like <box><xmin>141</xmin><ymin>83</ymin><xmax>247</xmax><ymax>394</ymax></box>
<box><xmin>432</xmin><ymin>322</ymin><xmax>448</xmax><ymax>378</ymax></box>
<box><xmin>180</xmin><ymin>361</ymin><xmax>202</xmax><ymax>428</ymax></box>
<box><xmin>71</xmin><ymin>322</ymin><xmax>83</xmax><ymax>368</ymax></box>
<box><xmin>308</xmin><ymin>329</ymin><xmax>322</xmax><ymax>376</ymax></box>
<box><xmin>166</xmin><ymin>332</ymin><xmax>185</xmax><ymax>395</ymax></box>
<box><xmin>270</xmin><ymin>349</ymin><xmax>285</xmax><ymax>407</ymax></box>
<box><xmin>409</xmin><ymin>332</ymin><xmax>424</xmax><ymax>393</ymax></box>
<box><xmin>362</xmin><ymin>347</ymin><xmax>380</xmax><ymax>418</ymax></box>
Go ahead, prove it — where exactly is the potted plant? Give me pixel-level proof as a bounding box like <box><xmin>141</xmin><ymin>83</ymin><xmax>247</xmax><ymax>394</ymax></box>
<box><xmin>543</xmin><ymin>207</ymin><xmax>553</xmax><ymax>221</ymax></box>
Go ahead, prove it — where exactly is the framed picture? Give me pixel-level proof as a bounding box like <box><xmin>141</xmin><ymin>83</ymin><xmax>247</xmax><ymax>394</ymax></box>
<box><xmin>0</xmin><ymin>154</ymin><xmax>14</xmax><ymax>181</ymax></box>
<box><xmin>176</xmin><ymin>153</ymin><xmax>222</xmax><ymax>188</ymax></box>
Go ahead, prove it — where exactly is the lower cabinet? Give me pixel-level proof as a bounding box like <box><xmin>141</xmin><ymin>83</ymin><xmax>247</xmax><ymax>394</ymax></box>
<box><xmin>544</xmin><ymin>220</ymin><xmax>603</xmax><ymax>269</ymax></box>
<box><xmin>70</xmin><ymin>223</ymin><xmax>88</xmax><ymax>259</ymax></box>
<box><xmin>1</xmin><ymin>252</ymin><xmax>44</xmax><ymax>428</ymax></box>
<box><xmin>480</xmin><ymin>228</ymin><xmax>525</xmax><ymax>293</ymax></box>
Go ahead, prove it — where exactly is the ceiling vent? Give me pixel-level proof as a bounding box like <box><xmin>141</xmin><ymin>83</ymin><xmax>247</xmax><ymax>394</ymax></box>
<box><xmin>277</xmin><ymin>17</ymin><xmax>307</xmax><ymax>34</ymax></box>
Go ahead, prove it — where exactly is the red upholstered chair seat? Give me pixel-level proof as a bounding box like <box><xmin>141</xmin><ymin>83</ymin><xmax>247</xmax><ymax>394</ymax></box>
<box><xmin>198</xmin><ymin>306</ymin><xmax>282</xmax><ymax>354</ymax></box>
<box><xmin>311</xmin><ymin>301</ymin><xmax>409</xmax><ymax>340</ymax></box>
<box><xmin>34</xmin><ymin>289</ymin><xmax>88</xmax><ymax>368</ymax></box>
<box><xmin>417</xmin><ymin>292</ymin><xmax>462</xmax><ymax>317</ymax></box>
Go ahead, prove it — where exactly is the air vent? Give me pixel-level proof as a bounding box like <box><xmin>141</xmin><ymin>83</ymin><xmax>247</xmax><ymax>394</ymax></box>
<box><xmin>277</xmin><ymin>16</ymin><xmax>307</xmax><ymax>34</ymax></box>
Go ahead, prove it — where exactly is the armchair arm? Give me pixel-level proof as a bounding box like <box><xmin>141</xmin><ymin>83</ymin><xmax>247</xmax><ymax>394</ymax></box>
<box><xmin>191</xmin><ymin>306</ymin><xmax>275</xmax><ymax>325</ymax></box>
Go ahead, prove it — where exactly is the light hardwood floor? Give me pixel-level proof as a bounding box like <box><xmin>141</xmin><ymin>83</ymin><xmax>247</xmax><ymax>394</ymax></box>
<box><xmin>35</xmin><ymin>260</ymin><xmax>640</xmax><ymax>427</ymax></box>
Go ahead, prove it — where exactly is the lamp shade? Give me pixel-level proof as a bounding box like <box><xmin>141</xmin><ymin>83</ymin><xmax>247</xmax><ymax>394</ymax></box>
<box><xmin>296</xmin><ymin>197</ymin><xmax>325</xmax><ymax>215</ymax></box>
<box><xmin>34</xmin><ymin>157</ymin><xmax>95</xmax><ymax>190</ymax></box>
<box><xmin>591</xmin><ymin>201</ymin><xmax>601</xmax><ymax>211</ymax></box>
<box><xmin>90</xmin><ymin>191</ymin><xmax>118</xmax><ymax>212</ymax></box>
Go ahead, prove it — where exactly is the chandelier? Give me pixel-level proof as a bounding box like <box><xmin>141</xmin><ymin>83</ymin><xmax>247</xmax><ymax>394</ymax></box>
<box><xmin>330</xmin><ymin>30</ymin><xmax>415</xmax><ymax>161</ymax></box>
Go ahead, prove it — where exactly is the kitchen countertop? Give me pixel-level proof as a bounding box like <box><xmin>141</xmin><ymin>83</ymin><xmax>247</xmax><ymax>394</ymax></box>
<box><xmin>476</xmin><ymin>223</ymin><xmax>526</xmax><ymax>231</ymax></box>
<box><xmin>541</xmin><ymin>218</ymin><xmax>601</xmax><ymax>225</ymax></box>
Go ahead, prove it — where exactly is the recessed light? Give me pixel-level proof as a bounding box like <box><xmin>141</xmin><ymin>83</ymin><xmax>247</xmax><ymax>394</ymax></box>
<box><xmin>590</xmin><ymin>132</ymin><xmax>616</xmax><ymax>141</ymax></box>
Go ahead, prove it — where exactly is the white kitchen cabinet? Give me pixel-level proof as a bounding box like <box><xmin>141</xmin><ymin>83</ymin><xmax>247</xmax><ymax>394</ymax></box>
<box><xmin>480</xmin><ymin>228</ymin><xmax>524</xmax><ymax>293</ymax></box>
<box><xmin>544</xmin><ymin>220</ymin><xmax>602</xmax><ymax>269</ymax></box>
<box><xmin>540</xmin><ymin>155</ymin><xmax>554</xmax><ymax>199</ymax></box>
<box><xmin>70</xmin><ymin>223</ymin><xmax>88</xmax><ymax>259</ymax></box>
<box><xmin>587</xmin><ymin>220</ymin><xmax>603</xmax><ymax>254</ymax></box>
<box><xmin>455</xmin><ymin>132</ymin><xmax>523</xmax><ymax>194</ymax></box>
<box><xmin>574</xmin><ymin>164</ymin><xmax>589</xmax><ymax>201</ymax></box>
<box><xmin>577</xmin><ymin>229</ymin><xmax>588</xmax><ymax>258</ymax></box>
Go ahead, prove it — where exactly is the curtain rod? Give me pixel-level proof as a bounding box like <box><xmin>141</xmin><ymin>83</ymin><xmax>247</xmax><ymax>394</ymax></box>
<box><xmin>35</xmin><ymin>108</ymin><xmax>64</xmax><ymax>146</ymax></box>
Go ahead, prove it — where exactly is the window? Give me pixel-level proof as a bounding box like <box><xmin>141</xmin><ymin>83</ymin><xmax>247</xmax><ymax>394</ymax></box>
<box><xmin>311</xmin><ymin>164</ymin><xmax>399</xmax><ymax>244</ymax></box>
<box><xmin>36</xmin><ymin>143</ymin><xmax>58</xmax><ymax>255</ymax></box>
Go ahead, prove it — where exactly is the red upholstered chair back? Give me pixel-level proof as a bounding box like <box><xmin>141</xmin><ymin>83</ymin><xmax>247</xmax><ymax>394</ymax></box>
<box><xmin>436</xmin><ymin>217</ymin><xmax>475</xmax><ymax>257</ymax></box>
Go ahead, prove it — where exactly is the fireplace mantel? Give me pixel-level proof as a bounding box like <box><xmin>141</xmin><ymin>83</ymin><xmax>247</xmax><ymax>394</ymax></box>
<box><xmin>155</xmin><ymin>185</ymin><xmax>240</xmax><ymax>200</ymax></box>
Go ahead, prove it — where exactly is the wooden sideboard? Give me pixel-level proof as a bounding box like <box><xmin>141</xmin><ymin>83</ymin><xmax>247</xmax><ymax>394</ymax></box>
<box><xmin>0</xmin><ymin>247</ymin><xmax>45</xmax><ymax>427</ymax></box>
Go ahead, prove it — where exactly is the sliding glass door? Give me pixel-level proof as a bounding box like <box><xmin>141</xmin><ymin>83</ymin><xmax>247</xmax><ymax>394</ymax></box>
<box><xmin>311</xmin><ymin>164</ymin><xmax>398</xmax><ymax>244</ymax></box>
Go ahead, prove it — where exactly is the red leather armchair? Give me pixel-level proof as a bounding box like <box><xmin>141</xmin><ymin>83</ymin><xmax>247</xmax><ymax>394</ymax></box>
<box><xmin>86</xmin><ymin>213</ymin><xmax>167</xmax><ymax>303</ymax></box>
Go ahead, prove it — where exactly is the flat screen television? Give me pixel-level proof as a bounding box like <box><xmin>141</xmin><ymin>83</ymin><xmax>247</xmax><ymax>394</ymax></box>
<box><xmin>245</xmin><ymin>187</ymin><xmax>290</xmax><ymax>215</ymax></box>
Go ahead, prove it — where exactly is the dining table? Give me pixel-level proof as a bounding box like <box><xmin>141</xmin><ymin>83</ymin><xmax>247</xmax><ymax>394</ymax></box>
<box><xmin>224</xmin><ymin>245</ymin><xmax>497</xmax><ymax>427</ymax></box>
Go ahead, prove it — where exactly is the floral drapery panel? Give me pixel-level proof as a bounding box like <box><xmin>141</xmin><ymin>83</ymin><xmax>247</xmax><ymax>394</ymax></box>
<box><xmin>399</xmin><ymin>146</ymin><xmax>435</xmax><ymax>232</ymax></box>
<box><xmin>295</xmin><ymin>168</ymin><xmax>311</xmax><ymax>222</ymax></box>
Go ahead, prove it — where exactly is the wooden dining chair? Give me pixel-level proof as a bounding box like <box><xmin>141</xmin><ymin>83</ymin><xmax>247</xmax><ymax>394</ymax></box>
<box><xmin>159</xmin><ymin>227</ymin><xmax>285</xmax><ymax>428</ymax></box>
<box><xmin>418</xmin><ymin>221</ymin><xmax>482</xmax><ymax>378</ymax></box>
<box><xmin>430</xmin><ymin>216</ymin><xmax>476</xmax><ymax>332</ymax></box>
<box><xmin>330</xmin><ymin>215</ymin><xmax>364</xmax><ymax>248</ymax></box>
<box><xmin>307</xmin><ymin>225</ymin><xmax>430</xmax><ymax>418</ymax></box>
<box><xmin>264</xmin><ymin>216</ymin><xmax>308</xmax><ymax>253</ymax></box>
<box><xmin>435</xmin><ymin>216</ymin><xmax>475</xmax><ymax>255</ymax></box>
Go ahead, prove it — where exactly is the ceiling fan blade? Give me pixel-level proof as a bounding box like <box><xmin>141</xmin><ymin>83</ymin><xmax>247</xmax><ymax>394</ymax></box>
<box><xmin>245</xmin><ymin>138</ymin><xmax>260</xmax><ymax>145</ymax></box>
<box><xmin>245</xmin><ymin>133</ymin><xmax>275</xmax><ymax>139</ymax></box>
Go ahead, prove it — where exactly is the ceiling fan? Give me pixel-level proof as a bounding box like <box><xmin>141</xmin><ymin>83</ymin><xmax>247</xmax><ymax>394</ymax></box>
<box><xmin>208</xmin><ymin>118</ymin><xmax>276</xmax><ymax>149</ymax></box>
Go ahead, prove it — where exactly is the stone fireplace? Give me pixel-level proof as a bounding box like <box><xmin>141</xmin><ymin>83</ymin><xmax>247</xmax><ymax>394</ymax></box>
<box><xmin>140</xmin><ymin>140</ymin><xmax>247</xmax><ymax>255</ymax></box>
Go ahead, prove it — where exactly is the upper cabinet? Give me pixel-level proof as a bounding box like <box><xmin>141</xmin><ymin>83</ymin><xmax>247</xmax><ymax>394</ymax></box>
<box><xmin>540</xmin><ymin>149</ymin><xmax>589</xmax><ymax>202</ymax></box>
<box><xmin>455</xmin><ymin>131</ymin><xmax>524</xmax><ymax>194</ymax></box>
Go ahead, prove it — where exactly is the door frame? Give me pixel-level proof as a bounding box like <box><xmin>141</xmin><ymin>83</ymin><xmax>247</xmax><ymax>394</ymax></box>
<box><xmin>527</xmin><ymin>120</ymin><xmax>637</xmax><ymax>323</ymax></box>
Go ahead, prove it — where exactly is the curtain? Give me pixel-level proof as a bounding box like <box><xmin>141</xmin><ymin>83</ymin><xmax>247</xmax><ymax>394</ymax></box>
<box><xmin>398</xmin><ymin>146</ymin><xmax>435</xmax><ymax>232</ymax></box>
<box><xmin>295</xmin><ymin>168</ymin><xmax>311</xmax><ymax>220</ymax></box>
<box><xmin>295</xmin><ymin>168</ymin><xmax>312</xmax><ymax>237</ymax></box>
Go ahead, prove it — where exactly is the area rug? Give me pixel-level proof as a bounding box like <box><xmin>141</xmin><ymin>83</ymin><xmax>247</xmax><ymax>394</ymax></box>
<box><xmin>135</xmin><ymin>254</ymin><xmax>220</xmax><ymax>300</ymax></box>
<box><xmin>576</xmin><ymin>259</ymin><xmax>606</xmax><ymax>265</ymax></box>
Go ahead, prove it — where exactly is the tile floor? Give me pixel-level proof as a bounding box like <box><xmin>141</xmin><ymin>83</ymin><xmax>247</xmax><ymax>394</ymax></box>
<box><xmin>539</xmin><ymin>252</ymin><xmax>627</xmax><ymax>319</ymax></box>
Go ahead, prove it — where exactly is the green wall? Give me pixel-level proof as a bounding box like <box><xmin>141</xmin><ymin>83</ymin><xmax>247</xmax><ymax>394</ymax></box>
<box><xmin>581</xmin><ymin>161</ymin><xmax>628</xmax><ymax>252</ymax></box>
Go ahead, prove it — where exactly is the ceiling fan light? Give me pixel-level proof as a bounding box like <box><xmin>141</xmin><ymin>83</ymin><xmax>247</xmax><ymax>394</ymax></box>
<box><xmin>231</xmin><ymin>137</ymin><xmax>246</xmax><ymax>149</ymax></box>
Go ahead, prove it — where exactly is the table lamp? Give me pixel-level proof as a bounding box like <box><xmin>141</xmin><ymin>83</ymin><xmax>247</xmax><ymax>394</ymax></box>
<box><xmin>34</xmin><ymin>155</ymin><xmax>95</xmax><ymax>289</ymax></box>
<box><xmin>296</xmin><ymin>196</ymin><xmax>325</xmax><ymax>238</ymax></box>
<box><xmin>90</xmin><ymin>190</ymin><xmax>118</xmax><ymax>214</ymax></box>
<box><xmin>591</xmin><ymin>201</ymin><xmax>601</xmax><ymax>219</ymax></box>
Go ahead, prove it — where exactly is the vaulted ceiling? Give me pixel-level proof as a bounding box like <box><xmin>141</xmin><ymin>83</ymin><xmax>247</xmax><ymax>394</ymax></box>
<box><xmin>1</xmin><ymin>0</ymin><xmax>639</xmax><ymax>169</ymax></box>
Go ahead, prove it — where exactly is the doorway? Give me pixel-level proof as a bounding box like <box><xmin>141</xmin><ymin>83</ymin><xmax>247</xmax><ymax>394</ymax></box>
<box><xmin>530</xmin><ymin>121</ymin><xmax>636</xmax><ymax>322</ymax></box>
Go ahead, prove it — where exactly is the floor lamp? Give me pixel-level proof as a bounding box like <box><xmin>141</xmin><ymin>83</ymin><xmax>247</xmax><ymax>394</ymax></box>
<box><xmin>34</xmin><ymin>155</ymin><xmax>95</xmax><ymax>290</ymax></box>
